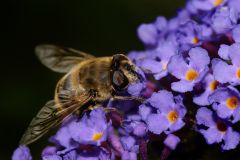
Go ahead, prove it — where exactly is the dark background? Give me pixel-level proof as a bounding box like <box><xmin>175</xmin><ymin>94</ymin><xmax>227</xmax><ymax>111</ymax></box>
<box><xmin>3</xmin><ymin>0</ymin><xmax>239</xmax><ymax>159</ymax></box>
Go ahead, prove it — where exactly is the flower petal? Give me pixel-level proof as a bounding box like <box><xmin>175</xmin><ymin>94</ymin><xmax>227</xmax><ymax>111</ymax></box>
<box><xmin>189</xmin><ymin>47</ymin><xmax>210</xmax><ymax>71</ymax></box>
<box><xmin>232</xmin><ymin>25</ymin><xmax>240</xmax><ymax>43</ymax></box>
<box><xmin>147</xmin><ymin>90</ymin><xmax>174</xmax><ymax>112</ymax></box>
<box><xmin>232</xmin><ymin>107</ymin><xmax>240</xmax><ymax>123</ymax></box>
<box><xmin>120</xmin><ymin>136</ymin><xmax>136</xmax><ymax>151</ymax></box>
<box><xmin>139</xmin><ymin>104</ymin><xmax>152</xmax><ymax>121</ymax></box>
<box><xmin>194</xmin><ymin>89</ymin><xmax>212</xmax><ymax>106</ymax></box>
<box><xmin>12</xmin><ymin>146</ymin><xmax>32</xmax><ymax>160</ymax></box>
<box><xmin>163</xmin><ymin>134</ymin><xmax>181</xmax><ymax>150</ymax></box>
<box><xmin>200</xmin><ymin>127</ymin><xmax>223</xmax><ymax>144</ymax></box>
<box><xmin>146</xmin><ymin>114</ymin><xmax>169</xmax><ymax>134</ymax></box>
<box><xmin>166</xmin><ymin>119</ymin><xmax>185</xmax><ymax>134</ymax></box>
<box><xmin>196</xmin><ymin>107</ymin><xmax>215</xmax><ymax>127</ymax></box>
<box><xmin>229</xmin><ymin>43</ymin><xmax>240</xmax><ymax>66</ymax></box>
<box><xmin>122</xmin><ymin>151</ymin><xmax>137</xmax><ymax>160</ymax></box>
<box><xmin>140</xmin><ymin>59</ymin><xmax>163</xmax><ymax>74</ymax></box>
<box><xmin>218</xmin><ymin>44</ymin><xmax>230</xmax><ymax>60</ymax></box>
<box><xmin>213</xmin><ymin>103</ymin><xmax>233</xmax><ymax>119</ymax></box>
<box><xmin>171</xmin><ymin>80</ymin><xmax>194</xmax><ymax>92</ymax></box>
<box><xmin>137</xmin><ymin>24</ymin><xmax>158</xmax><ymax>46</ymax></box>
<box><xmin>128</xmin><ymin>82</ymin><xmax>146</xmax><ymax>96</ymax></box>
<box><xmin>212</xmin><ymin>58</ymin><xmax>235</xmax><ymax>83</ymax></box>
<box><xmin>222</xmin><ymin>128</ymin><xmax>240</xmax><ymax>150</ymax></box>
<box><xmin>168</xmin><ymin>54</ymin><xmax>189</xmax><ymax>79</ymax></box>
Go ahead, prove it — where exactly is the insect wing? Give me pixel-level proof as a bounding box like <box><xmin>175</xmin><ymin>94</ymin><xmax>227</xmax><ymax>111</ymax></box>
<box><xmin>35</xmin><ymin>44</ymin><xmax>95</xmax><ymax>73</ymax></box>
<box><xmin>20</xmin><ymin>93</ymin><xmax>93</xmax><ymax>145</ymax></box>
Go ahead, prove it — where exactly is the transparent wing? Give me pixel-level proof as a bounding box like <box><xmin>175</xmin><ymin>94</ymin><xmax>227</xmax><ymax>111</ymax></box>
<box><xmin>35</xmin><ymin>44</ymin><xmax>95</xmax><ymax>73</ymax></box>
<box><xmin>19</xmin><ymin>92</ymin><xmax>93</xmax><ymax>145</ymax></box>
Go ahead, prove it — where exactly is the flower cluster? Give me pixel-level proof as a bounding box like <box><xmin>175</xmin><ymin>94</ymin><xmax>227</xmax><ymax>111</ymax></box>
<box><xmin>13</xmin><ymin>0</ymin><xmax>240</xmax><ymax>159</ymax></box>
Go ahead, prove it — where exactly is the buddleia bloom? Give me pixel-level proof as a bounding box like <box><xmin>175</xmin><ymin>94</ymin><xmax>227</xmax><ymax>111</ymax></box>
<box><xmin>168</xmin><ymin>47</ymin><xmax>210</xmax><ymax>93</ymax></box>
<box><xmin>196</xmin><ymin>107</ymin><xmax>240</xmax><ymax>150</ymax></box>
<box><xmin>13</xmin><ymin>0</ymin><xmax>240</xmax><ymax>159</ymax></box>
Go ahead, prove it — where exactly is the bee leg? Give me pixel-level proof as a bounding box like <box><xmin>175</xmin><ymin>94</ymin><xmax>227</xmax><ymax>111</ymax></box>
<box><xmin>112</xmin><ymin>96</ymin><xmax>145</xmax><ymax>103</ymax></box>
<box><xmin>88</xmin><ymin>105</ymin><xmax>118</xmax><ymax>113</ymax></box>
<box><xmin>104</xmin><ymin>107</ymin><xmax>118</xmax><ymax>112</ymax></box>
<box><xmin>88</xmin><ymin>104</ymin><xmax>102</xmax><ymax>110</ymax></box>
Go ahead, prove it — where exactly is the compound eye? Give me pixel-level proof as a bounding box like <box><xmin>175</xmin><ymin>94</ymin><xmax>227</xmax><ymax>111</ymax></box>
<box><xmin>123</xmin><ymin>63</ymin><xmax>131</xmax><ymax>70</ymax></box>
<box><xmin>112</xmin><ymin>70</ymin><xmax>128</xmax><ymax>90</ymax></box>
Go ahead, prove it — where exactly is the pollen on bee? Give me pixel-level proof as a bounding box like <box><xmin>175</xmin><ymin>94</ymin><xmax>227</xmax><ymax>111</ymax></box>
<box><xmin>92</xmin><ymin>132</ymin><xmax>103</xmax><ymax>141</ymax></box>
<box><xmin>226</xmin><ymin>96</ymin><xmax>238</xmax><ymax>109</ymax></box>
<box><xmin>185</xmin><ymin>69</ymin><xmax>199</xmax><ymax>81</ymax></box>
<box><xmin>167</xmin><ymin>111</ymin><xmax>178</xmax><ymax>123</ymax></box>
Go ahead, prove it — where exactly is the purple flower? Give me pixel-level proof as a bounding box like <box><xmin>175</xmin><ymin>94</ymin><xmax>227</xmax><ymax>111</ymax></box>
<box><xmin>120</xmin><ymin>136</ymin><xmax>139</xmax><ymax>160</ymax></box>
<box><xmin>218</xmin><ymin>44</ymin><xmax>231</xmax><ymax>60</ymax></box>
<box><xmin>127</xmin><ymin>82</ymin><xmax>146</xmax><ymax>96</ymax></box>
<box><xmin>139</xmin><ymin>104</ymin><xmax>152</xmax><ymax>121</ymax></box>
<box><xmin>167</xmin><ymin>9</ymin><xmax>191</xmax><ymax>31</ymax></box>
<box><xmin>168</xmin><ymin>47</ymin><xmax>210</xmax><ymax>93</ymax></box>
<box><xmin>41</xmin><ymin>146</ymin><xmax>64</xmax><ymax>160</ymax></box>
<box><xmin>68</xmin><ymin>108</ymin><xmax>111</xmax><ymax>146</ymax></box>
<box><xmin>43</xmin><ymin>155</ymin><xmax>62</xmax><ymax>160</ymax></box>
<box><xmin>164</xmin><ymin>134</ymin><xmax>181</xmax><ymax>150</ymax></box>
<box><xmin>138</xmin><ymin>39</ymin><xmax>178</xmax><ymax>80</ymax></box>
<box><xmin>41</xmin><ymin>146</ymin><xmax>77</xmax><ymax>160</ymax></box>
<box><xmin>193</xmin><ymin>73</ymin><xmax>220</xmax><ymax>105</ymax></box>
<box><xmin>137</xmin><ymin>23</ymin><xmax>158</xmax><ymax>46</ymax></box>
<box><xmin>63</xmin><ymin>150</ymin><xmax>77</xmax><ymax>160</ymax></box>
<box><xmin>196</xmin><ymin>107</ymin><xmax>240</xmax><ymax>150</ymax></box>
<box><xmin>121</xmin><ymin>151</ymin><xmax>137</xmax><ymax>160</ymax></box>
<box><xmin>77</xmin><ymin>147</ymin><xmax>113</xmax><ymax>160</ymax></box>
<box><xmin>211</xmin><ymin>6</ymin><xmax>238</xmax><ymax>34</ymax></box>
<box><xmin>232</xmin><ymin>24</ymin><xmax>240</xmax><ymax>42</ymax></box>
<box><xmin>154</xmin><ymin>16</ymin><xmax>168</xmax><ymax>33</ymax></box>
<box><xmin>107</xmin><ymin>129</ymin><xmax>124</xmax><ymax>156</ymax></box>
<box><xmin>127</xmin><ymin>67</ymin><xmax>146</xmax><ymax>97</ymax></box>
<box><xmin>15</xmin><ymin>0</ymin><xmax>240</xmax><ymax>158</ymax></box>
<box><xmin>228</xmin><ymin>0</ymin><xmax>240</xmax><ymax>13</ymax></box>
<box><xmin>122</xmin><ymin>115</ymin><xmax>147</xmax><ymax>138</ymax></box>
<box><xmin>212</xmin><ymin>43</ymin><xmax>240</xmax><ymax>85</ymax></box>
<box><xmin>143</xmin><ymin>90</ymin><xmax>186</xmax><ymax>134</ymax></box>
<box><xmin>191</xmin><ymin>0</ymin><xmax>227</xmax><ymax>11</ymax></box>
<box><xmin>51</xmin><ymin>120</ymin><xmax>78</xmax><ymax>149</ymax></box>
<box><xmin>41</xmin><ymin>146</ymin><xmax>58</xmax><ymax>157</ymax></box>
<box><xmin>128</xmin><ymin>51</ymin><xmax>148</xmax><ymax>66</ymax></box>
<box><xmin>176</xmin><ymin>21</ymin><xmax>202</xmax><ymax>46</ymax></box>
<box><xmin>12</xmin><ymin>146</ymin><xmax>32</xmax><ymax>160</ymax></box>
<box><xmin>209</xmin><ymin>87</ymin><xmax>240</xmax><ymax>123</ymax></box>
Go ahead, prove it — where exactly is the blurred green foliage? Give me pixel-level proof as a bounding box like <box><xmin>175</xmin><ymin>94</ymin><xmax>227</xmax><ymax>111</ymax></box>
<box><xmin>6</xmin><ymin>0</ymin><xmax>239</xmax><ymax>159</ymax></box>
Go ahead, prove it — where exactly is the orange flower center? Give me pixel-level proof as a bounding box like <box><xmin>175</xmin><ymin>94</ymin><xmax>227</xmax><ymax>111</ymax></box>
<box><xmin>209</xmin><ymin>80</ymin><xmax>219</xmax><ymax>91</ymax></box>
<box><xmin>236</xmin><ymin>68</ymin><xmax>240</xmax><ymax>79</ymax></box>
<box><xmin>92</xmin><ymin>132</ymin><xmax>103</xmax><ymax>141</ymax></box>
<box><xmin>226</xmin><ymin>97</ymin><xmax>238</xmax><ymax>109</ymax></box>
<box><xmin>185</xmin><ymin>69</ymin><xmax>199</xmax><ymax>81</ymax></box>
<box><xmin>191</xmin><ymin>37</ymin><xmax>199</xmax><ymax>44</ymax></box>
<box><xmin>214</xmin><ymin>0</ymin><xmax>223</xmax><ymax>6</ymax></box>
<box><xmin>167</xmin><ymin>111</ymin><xmax>178</xmax><ymax>123</ymax></box>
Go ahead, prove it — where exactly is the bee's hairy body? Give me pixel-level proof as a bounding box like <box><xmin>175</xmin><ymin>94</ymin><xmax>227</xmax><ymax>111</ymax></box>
<box><xmin>55</xmin><ymin>57</ymin><xmax>113</xmax><ymax>107</ymax></box>
<box><xmin>20</xmin><ymin>44</ymin><xmax>143</xmax><ymax>145</ymax></box>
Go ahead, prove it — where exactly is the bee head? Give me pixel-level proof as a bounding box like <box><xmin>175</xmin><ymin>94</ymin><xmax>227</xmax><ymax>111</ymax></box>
<box><xmin>111</xmin><ymin>54</ymin><xmax>142</xmax><ymax>91</ymax></box>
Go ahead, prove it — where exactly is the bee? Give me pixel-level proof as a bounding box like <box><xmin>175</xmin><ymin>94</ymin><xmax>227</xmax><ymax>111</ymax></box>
<box><xmin>20</xmin><ymin>44</ymin><xmax>144</xmax><ymax>145</ymax></box>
